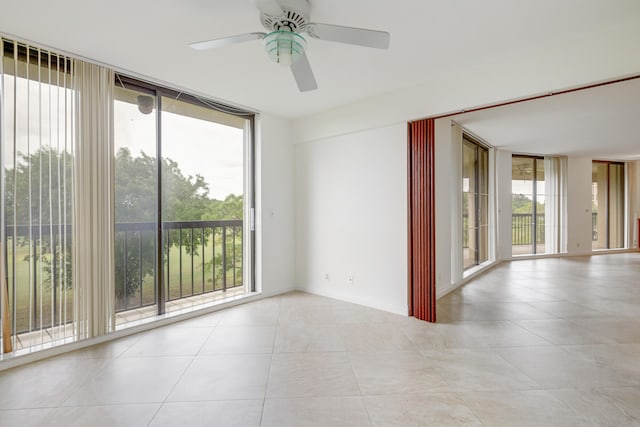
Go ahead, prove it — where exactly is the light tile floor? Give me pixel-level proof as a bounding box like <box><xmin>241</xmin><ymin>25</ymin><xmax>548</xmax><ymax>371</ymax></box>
<box><xmin>1</xmin><ymin>253</ymin><xmax>640</xmax><ymax>426</ymax></box>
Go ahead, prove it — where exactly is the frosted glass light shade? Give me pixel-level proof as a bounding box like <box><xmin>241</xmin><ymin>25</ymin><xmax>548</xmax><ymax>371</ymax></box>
<box><xmin>264</xmin><ymin>31</ymin><xmax>306</xmax><ymax>66</ymax></box>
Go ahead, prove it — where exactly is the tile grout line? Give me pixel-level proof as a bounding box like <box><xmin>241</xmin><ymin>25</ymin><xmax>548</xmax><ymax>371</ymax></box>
<box><xmin>258</xmin><ymin>295</ymin><xmax>282</xmax><ymax>427</ymax></box>
<box><xmin>144</xmin><ymin>320</ymin><xmax>220</xmax><ymax>427</ymax></box>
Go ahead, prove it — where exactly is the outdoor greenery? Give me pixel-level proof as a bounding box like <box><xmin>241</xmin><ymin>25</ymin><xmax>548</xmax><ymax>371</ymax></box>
<box><xmin>511</xmin><ymin>193</ymin><xmax>545</xmax><ymax>214</ymax></box>
<box><xmin>5</xmin><ymin>148</ymin><xmax>244</xmax><ymax>330</ymax></box>
<box><xmin>114</xmin><ymin>147</ymin><xmax>243</xmax><ymax>306</ymax></box>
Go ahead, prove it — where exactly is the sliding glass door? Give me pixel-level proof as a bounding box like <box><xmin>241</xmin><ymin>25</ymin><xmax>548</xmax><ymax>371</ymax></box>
<box><xmin>114</xmin><ymin>85</ymin><xmax>158</xmax><ymax>314</ymax></box>
<box><xmin>113</xmin><ymin>78</ymin><xmax>253</xmax><ymax>324</ymax></box>
<box><xmin>160</xmin><ymin>96</ymin><xmax>247</xmax><ymax>312</ymax></box>
<box><xmin>511</xmin><ymin>156</ymin><xmax>545</xmax><ymax>255</ymax></box>
<box><xmin>462</xmin><ymin>136</ymin><xmax>489</xmax><ymax>269</ymax></box>
<box><xmin>592</xmin><ymin>161</ymin><xmax>625</xmax><ymax>250</ymax></box>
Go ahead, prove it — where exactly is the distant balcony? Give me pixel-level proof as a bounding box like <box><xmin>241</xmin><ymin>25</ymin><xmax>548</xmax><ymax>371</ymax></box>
<box><xmin>463</xmin><ymin>212</ymin><xmax>598</xmax><ymax>256</ymax></box>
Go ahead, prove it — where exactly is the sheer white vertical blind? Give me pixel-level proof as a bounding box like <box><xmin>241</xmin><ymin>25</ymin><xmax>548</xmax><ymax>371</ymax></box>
<box><xmin>73</xmin><ymin>61</ymin><xmax>115</xmax><ymax>339</ymax></box>
<box><xmin>1</xmin><ymin>40</ymin><xmax>76</xmax><ymax>352</ymax></box>
<box><xmin>1</xmin><ymin>39</ymin><xmax>116</xmax><ymax>353</ymax></box>
<box><xmin>544</xmin><ymin>156</ymin><xmax>568</xmax><ymax>254</ymax></box>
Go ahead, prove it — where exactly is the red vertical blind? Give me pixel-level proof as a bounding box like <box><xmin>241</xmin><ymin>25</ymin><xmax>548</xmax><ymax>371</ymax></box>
<box><xmin>407</xmin><ymin>119</ymin><xmax>436</xmax><ymax>322</ymax></box>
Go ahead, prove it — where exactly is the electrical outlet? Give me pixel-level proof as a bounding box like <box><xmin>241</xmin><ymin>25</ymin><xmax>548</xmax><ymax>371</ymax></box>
<box><xmin>324</xmin><ymin>273</ymin><xmax>330</xmax><ymax>281</ymax></box>
<box><xmin>347</xmin><ymin>275</ymin><xmax>354</xmax><ymax>285</ymax></box>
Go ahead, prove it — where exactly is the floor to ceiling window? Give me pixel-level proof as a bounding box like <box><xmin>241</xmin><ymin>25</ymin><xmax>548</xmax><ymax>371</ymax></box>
<box><xmin>462</xmin><ymin>135</ymin><xmax>489</xmax><ymax>269</ymax></box>
<box><xmin>592</xmin><ymin>161</ymin><xmax>625</xmax><ymax>250</ymax></box>
<box><xmin>113</xmin><ymin>84</ymin><xmax>158</xmax><ymax>315</ymax></box>
<box><xmin>113</xmin><ymin>77</ymin><xmax>254</xmax><ymax>325</ymax></box>
<box><xmin>1</xmin><ymin>39</ymin><xmax>255</xmax><ymax>355</ymax></box>
<box><xmin>511</xmin><ymin>156</ymin><xmax>545</xmax><ymax>255</ymax></box>
<box><xmin>1</xmin><ymin>41</ymin><xmax>75</xmax><ymax>353</ymax></box>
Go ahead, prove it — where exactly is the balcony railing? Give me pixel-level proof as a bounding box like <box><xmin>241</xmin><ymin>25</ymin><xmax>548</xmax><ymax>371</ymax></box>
<box><xmin>5</xmin><ymin>219</ymin><xmax>243</xmax><ymax>335</ymax></box>
<box><xmin>511</xmin><ymin>213</ymin><xmax>545</xmax><ymax>245</ymax></box>
<box><xmin>463</xmin><ymin>212</ymin><xmax>599</xmax><ymax>248</ymax></box>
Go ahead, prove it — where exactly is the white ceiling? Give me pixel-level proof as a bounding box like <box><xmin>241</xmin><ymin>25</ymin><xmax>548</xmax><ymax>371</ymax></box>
<box><xmin>454</xmin><ymin>77</ymin><xmax>640</xmax><ymax>161</ymax></box>
<box><xmin>1</xmin><ymin>0</ymin><xmax>639</xmax><ymax>120</ymax></box>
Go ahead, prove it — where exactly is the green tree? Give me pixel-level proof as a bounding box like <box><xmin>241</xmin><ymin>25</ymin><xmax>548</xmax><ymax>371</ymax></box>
<box><xmin>5</xmin><ymin>148</ymin><xmax>74</xmax><ymax>228</ymax></box>
<box><xmin>115</xmin><ymin>147</ymin><xmax>212</xmax><ymax>222</ymax></box>
<box><xmin>512</xmin><ymin>193</ymin><xmax>544</xmax><ymax>214</ymax></box>
<box><xmin>200</xmin><ymin>194</ymin><xmax>244</xmax><ymax>288</ymax></box>
<box><xmin>203</xmin><ymin>194</ymin><xmax>243</xmax><ymax>220</ymax></box>
<box><xmin>6</xmin><ymin>147</ymin><xmax>244</xmax><ymax>307</ymax></box>
<box><xmin>4</xmin><ymin>148</ymin><xmax>74</xmax><ymax>290</ymax></box>
<box><xmin>114</xmin><ymin>147</ymin><xmax>214</xmax><ymax>304</ymax></box>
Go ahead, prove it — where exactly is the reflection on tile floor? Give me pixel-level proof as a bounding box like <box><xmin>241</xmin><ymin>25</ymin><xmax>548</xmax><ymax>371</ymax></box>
<box><xmin>1</xmin><ymin>253</ymin><xmax>640</xmax><ymax>426</ymax></box>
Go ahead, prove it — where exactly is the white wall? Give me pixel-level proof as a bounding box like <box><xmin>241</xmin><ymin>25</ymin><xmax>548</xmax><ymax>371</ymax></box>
<box><xmin>255</xmin><ymin>114</ymin><xmax>296</xmax><ymax>296</ymax></box>
<box><xmin>294</xmin><ymin>124</ymin><xmax>408</xmax><ymax>315</ymax></box>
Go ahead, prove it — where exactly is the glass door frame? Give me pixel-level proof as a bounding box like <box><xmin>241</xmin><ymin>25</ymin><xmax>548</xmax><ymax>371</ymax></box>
<box><xmin>511</xmin><ymin>155</ymin><xmax>544</xmax><ymax>255</ymax></box>
<box><xmin>462</xmin><ymin>134</ymin><xmax>489</xmax><ymax>269</ymax></box>
<box><xmin>592</xmin><ymin>160</ymin><xmax>625</xmax><ymax>250</ymax></box>
<box><xmin>116</xmin><ymin>75</ymin><xmax>255</xmax><ymax>316</ymax></box>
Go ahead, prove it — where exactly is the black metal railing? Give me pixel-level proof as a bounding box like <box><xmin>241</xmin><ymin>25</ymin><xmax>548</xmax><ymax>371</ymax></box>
<box><xmin>511</xmin><ymin>213</ymin><xmax>545</xmax><ymax>245</ymax></box>
<box><xmin>5</xmin><ymin>219</ymin><xmax>243</xmax><ymax>334</ymax></box>
<box><xmin>463</xmin><ymin>213</ymin><xmax>544</xmax><ymax>246</ymax></box>
<box><xmin>114</xmin><ymin>219</ymin><xmax>243</xmax><ymax>312</ymax></box>
<box><xmin>463</xmin><ymin>212</ymin><xmax>599</xmax><ymax>248</ymax></box>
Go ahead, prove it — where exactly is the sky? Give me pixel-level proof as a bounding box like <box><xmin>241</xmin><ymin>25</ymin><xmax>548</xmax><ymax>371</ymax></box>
<box><xmin>114</xmin><ymin>99</ymin><xmax>245</xmax><ymax>201</ymax></box>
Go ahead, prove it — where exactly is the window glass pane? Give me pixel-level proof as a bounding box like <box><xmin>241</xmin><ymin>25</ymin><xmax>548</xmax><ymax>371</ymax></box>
<box><xmin>462</xmin><ymin>138</ymin><xmax>489</xmax><ymax>269</ymax></box>
<box><xmin>609</xmin><ymin>163</ymin><xmax>625</xmax><ymax>249</ymax></box>
<box><xmin>478</xmin><ymin>224</ymin><xmax>489</xmax><ymax>264</ymax></box>
<box><xmin>114</xmin><ymin>86</ymin><xmax>158</xmax><ymax>319</ymax></box>
<box><xmin>535</xmin><ymin>158</ymin><xmax>546</xmax><ymax>254</ymax></box>
<box><xmin>462</xmin><ymin>141</ymin><xmax>477</xmax><ymax>269</ymax></box>
<box><xmin>2</xmin><ymin>47</ymin><xmax>75</xmax><ymax>350</ymax></box>
<box><xmin>592</xmin><ymin>162</ymin><xmax>608</xmax><ymax>250</ymax></box>
<box><xmin>161</xmin><ymin>96</ymin><xmax>246</xmax><ymax>311</ymax></box>
<box><xmin>512</xmin><ymin>157</ymin><xmax>535</xmax><ymax>255</ymax></box>
<box><xmin>478</xmin><ymin>148</ymin><xmax>489</xmax><ymax>199</ymax></box>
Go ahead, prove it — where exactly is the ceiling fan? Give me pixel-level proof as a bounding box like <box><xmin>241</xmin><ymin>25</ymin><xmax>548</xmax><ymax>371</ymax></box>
<box><xmin>189</xmin><ymin>0</ymin><xmax>391</xmax><ymax>92</ymax></box>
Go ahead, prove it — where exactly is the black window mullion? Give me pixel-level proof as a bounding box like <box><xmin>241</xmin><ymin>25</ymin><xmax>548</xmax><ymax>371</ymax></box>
<box><xmin>532</xmin><ymin>158</ymin><xmax>537</xmax><ymax>255</ymax></box>
<box><xmin>474</xmin><ymin>145</ymin><xmax>480</xmax><ymax>265</ymax></box>
<box><xmin>156</xmin><ymin>93</ymin><xmax>165</xmax><ymax>315</ymax></box>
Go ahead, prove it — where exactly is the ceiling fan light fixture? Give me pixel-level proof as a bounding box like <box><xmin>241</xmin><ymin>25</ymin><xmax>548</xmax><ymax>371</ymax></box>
<box><xmin>264</xmin><ymin>30</ymin><xmax>306</xmax><ymax>66</ymax></box>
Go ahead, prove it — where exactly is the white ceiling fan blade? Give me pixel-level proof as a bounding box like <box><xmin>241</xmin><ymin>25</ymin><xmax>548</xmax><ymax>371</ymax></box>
<box><xmin>291</xmin><ymin>52</ymin><xmax>318</xmax><ymax>92</ymax></box>
<box><xmin>189</xmin><ymin>32</ymin><xmax>266</xmax><ymax>50</ymax></box>
<box><xmin>305</xmin><ymin>23</ymin><xmax>390</xmax><ymax>49</ymax></box>
<box><xmin>250</xmin><ymin>0</ymin><xmax>284</xmax><ymax>16</ymax></box>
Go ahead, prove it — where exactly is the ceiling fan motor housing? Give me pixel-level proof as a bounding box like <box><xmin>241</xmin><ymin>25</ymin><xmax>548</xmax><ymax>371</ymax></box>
<box><xmin>190</xmin><ymin>0</ymin><xmax>389</xmax><ymax>92</ymax></box>
<box><xmin>260</xmin><ymin>0</ymin><xmax>310</xmax><ymax>32</ymax></box>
